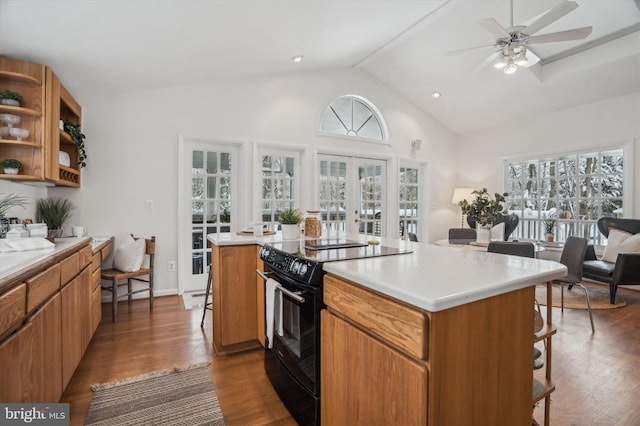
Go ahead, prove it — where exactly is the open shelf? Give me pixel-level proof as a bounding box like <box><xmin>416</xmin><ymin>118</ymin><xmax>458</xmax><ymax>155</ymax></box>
<box><xmin>0</xmin><ymin>70</ymin><xmax>42</xmax><ymax>85</ymax></box>
<box><xmin>0</xmin><ymin>105</ymin><xmax>42</xmax><ymax>116</ymax></box>
<box><xmin>0</xmin><ymin>139</ymin><xmax>39</xmax><ymax>147</ymax></box>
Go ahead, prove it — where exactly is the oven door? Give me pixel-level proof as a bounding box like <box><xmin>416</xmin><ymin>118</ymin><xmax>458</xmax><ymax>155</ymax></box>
<box><xmin>260</xmin><ymin>267</ymin><xmax>322</xmax><ymax>395</ymax></box>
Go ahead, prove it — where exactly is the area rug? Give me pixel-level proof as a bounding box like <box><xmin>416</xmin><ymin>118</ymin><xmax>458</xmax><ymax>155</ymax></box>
<box><xmin>86</xmin><ymin>362</ymin><xmax>225</xmax><ymax>425</ymax></box>
<box><xmin>535</xmin><ymin>282</ymin><xmax>626</xmax><ymax>310</ymax></box>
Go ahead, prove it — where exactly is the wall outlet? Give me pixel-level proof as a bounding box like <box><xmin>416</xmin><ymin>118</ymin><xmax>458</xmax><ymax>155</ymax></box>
<box><xmin>145</xmin><ymin>200</ymin><xmax>155</xmax><ymax>211</ymax></box>
<box><xmin>168</xmin><ymin>260</ymin><xmax>176</xmax><ymax>271</ymax></box>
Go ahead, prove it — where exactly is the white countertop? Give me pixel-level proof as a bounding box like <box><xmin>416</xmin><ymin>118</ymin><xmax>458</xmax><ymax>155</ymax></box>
<box><xmin>0</xmin><ymin>236</ymin><xmax>94</xmax><ymax>280</ymax></box>
<box><xmin>208</xmin><ymin>231</ymin><xmax>567</xmax><ymax>312</ymax></box>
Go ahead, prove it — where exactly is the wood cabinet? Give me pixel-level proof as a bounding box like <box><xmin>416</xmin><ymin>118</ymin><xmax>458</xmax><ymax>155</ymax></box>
<box><xmin>0</xmin><ymin>56</ymin><xmax>82</xmax><ymax>187</ymax></box>
<box><xmin>211</xmin><ymin>244</ymin><xmax>260</xmax><ymax>354</ymax></box>
<box><xmin>0</xmin><ymin>56</ymin><xmax>46</xmax><ymax>181</ymax></box>
<box><xmin>322</xmin><ymin>273</ymin><xmax>538</xmax><ymax>426</ymax></box>
<box><xmin>0</xmin><ymin>241</ymin><xmax>95</xmax><ymax>402</ymax></box>
<box><xmin>256</xmin><ymin>245</ymin><xmax>266</xmax><ymax>348</ymax></box>
<box><xmin>533</xmin><ymin>281</ymin><xmax>556</xmax><ymax>426</ymax></box>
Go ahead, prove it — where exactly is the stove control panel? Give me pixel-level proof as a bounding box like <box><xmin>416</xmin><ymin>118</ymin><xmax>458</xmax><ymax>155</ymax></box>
<box><xmin>260</xmin><ymin>245</ymin><xmax>321</xmax><ymax>285</ymax></box>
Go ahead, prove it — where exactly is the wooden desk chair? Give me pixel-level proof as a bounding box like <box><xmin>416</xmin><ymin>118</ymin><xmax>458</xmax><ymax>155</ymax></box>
<box><xmin>101</xmin><ymin>235</ymin><xmax>155</xmax><ymax>322</ymax></box>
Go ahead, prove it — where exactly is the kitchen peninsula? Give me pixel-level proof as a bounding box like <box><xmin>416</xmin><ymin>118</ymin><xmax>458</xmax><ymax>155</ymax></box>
<box><xmin>208</xmin><ymin>232</ymin><xmax>566</xmax><ymax>425</ymax></box>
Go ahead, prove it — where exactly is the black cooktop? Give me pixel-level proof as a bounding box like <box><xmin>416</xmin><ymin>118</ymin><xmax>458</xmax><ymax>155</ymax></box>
<box><xmin>266</xmin><ymin>238</ymin><xmax>412</xmax><ymax>263</ymax></box>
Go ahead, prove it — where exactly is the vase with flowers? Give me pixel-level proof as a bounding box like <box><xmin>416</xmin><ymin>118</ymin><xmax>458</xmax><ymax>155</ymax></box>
<box><xmin>458</xmin><ymin>188</ymin><xmax>509</xmax><ymax>244</ymax></box>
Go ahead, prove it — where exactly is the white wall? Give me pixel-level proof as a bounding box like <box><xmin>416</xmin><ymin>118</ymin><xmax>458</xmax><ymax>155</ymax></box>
<box><xmin>39</xmin><ymin>67</ymin><xmax>457</xmax><ymax>296</ymax></box>
<box><xmin>0</xmin><ymin>180</ymin><xmax>47</xmax><ymax>220</ymax></box>
<box><xmin>456</xmin><ymin>93</ymin><xmax>640</xmax><ymax>217</ymax></box>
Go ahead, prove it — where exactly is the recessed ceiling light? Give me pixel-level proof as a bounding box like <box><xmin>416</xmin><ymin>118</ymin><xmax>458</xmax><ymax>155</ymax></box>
<box><xmin>431</xmin><ymin>92</ymin><xmax>441</xmax><ymax>99</ymax></box>
<box><xmin>292</xmin><ymin>55</ymin><xmax>304</xmax><ymax>63</ymax></box>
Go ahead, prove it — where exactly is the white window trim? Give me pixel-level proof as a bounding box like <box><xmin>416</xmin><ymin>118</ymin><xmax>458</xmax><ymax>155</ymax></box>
<box><xmin>317</xmin><ymin>94</ymin><xmax>390</xmax><ymax>145</ymax></box>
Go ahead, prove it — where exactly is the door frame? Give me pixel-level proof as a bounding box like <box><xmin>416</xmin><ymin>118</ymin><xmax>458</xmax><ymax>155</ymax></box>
<box><xmin>177</xmin><ymin>133</ymin><xmax>242</xmax><ymax>295</ymax></box>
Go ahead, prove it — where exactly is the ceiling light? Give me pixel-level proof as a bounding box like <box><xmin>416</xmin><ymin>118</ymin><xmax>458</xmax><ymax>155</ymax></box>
<box><xmin>503</xmin><ymin>63</ymin><xmax>518</xmax><ymax>74</ymax></box>
<box><xmin>291</xmin><ymin>55</ymin><xmax>304</xmax><ymax>63</ymax></box>
<box><xmin>514</xmin><ymin>49</ymin><xmax>528</xmax><ymax>66</ymax></box>
<box><xmin>431</xmin><ymin>92</ymin><xmax>441</xmax><ymax>99</ymax></box>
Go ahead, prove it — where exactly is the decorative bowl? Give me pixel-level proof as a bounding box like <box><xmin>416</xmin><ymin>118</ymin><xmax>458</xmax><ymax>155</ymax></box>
<box><xmin>0</xmin><ymin>99</ymin><xmax>20</xmax><ymax>107</ymax></box>
<box><xmin>9</xmin><ymin>127</ymin><xmax>29</xmax><ymax>141</ymax></box>
<box><xmin>0</xmin><ymin>113</ymin><xmax>20</xmax><ymax>127</ymax></box>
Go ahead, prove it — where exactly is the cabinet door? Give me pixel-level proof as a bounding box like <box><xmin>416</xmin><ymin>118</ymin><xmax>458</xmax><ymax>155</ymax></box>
<box><xmin>212</xmin><ymin>245</ymin><xmax>258</xmax><ymax>353</ymax></box>
<box><xmin>61</xmin><ymin>268</ymin><xmax>89</xmax><ymax>388</ymax></box>
<box><xmin>29</xmin><ymin>293</ymin><xmax>62</xmax><ymax>402</ymax></box>
<box><xmin>0</xmin><ymin>322</ymin><xmax>33</xmax><ymax>402</ymax></box>
<box><xmin>321</xmin><ymin>310</ymin><xmax>428</xmax><ymax>425</ymax></box>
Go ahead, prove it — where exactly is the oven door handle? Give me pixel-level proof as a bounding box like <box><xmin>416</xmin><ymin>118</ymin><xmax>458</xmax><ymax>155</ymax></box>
<box><xmin>256</xmin><ymin>269</ymin><xmax>306</xmax><ymax>304</ymax></box>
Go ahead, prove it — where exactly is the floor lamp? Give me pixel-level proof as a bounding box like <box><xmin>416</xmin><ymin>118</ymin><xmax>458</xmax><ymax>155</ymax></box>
<box><xmin>451</xmin><ymin>188</ymin><xmax>474</xmax><ymax>228</ymax></box>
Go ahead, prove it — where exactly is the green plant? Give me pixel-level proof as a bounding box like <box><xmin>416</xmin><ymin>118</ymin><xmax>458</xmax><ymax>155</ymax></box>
<box><xmin>63</xmin><ymin>120</ymin><xmax>87</xmax><ymax>168</ymax></box>
<box><xmin>458</xmin><ymin>188</ymin><xmax>509</xmax><ymax>226</ymax></box>
<box><xmin>0</xmin><ymin>158</ymin><xmax>22</xmax><ymax>169</ymax></box>
<box><xmin>279</xmin><ymin>208</ymin><xmax>303</xmax><ymax>224</ymax></box>
<box><xmin>544</xmin><ymin>219</ymin><xmax>556</xmax><ymax>234</ymax></box>
<box><xmin>0</xmin><ymin>90</ymin><xmax>24</xmax><ymax>105</ymax></box>
<box><xmin>36</xmin><ymin>196</ymin><xmax>75</xmax><ymax>230</ymax></box>
<box><xmin>0</xmin><ymin>193</ymin><xmax>27</xmax><ymax>217</ymax></box>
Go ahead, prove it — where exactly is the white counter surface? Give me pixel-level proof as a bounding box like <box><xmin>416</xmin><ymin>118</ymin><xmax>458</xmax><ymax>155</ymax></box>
<box><xmin>0</xmin><ymin>237</ymin><xmax>93</xmax><ymax>281</ymax></box>
<box><xmin>208</xmin><ymin>231</ymin><xmax>567</xmax><ymax>312</ymax></box>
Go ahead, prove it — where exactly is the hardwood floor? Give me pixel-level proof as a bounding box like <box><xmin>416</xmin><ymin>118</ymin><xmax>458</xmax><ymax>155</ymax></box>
<box><xmin>61</xmin><ymin>286</ymin><xmax>640</xmax><ymax>425</ymax></box>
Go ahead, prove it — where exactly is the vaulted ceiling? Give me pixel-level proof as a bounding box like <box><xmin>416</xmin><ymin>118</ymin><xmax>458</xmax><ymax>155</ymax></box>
<box><xmin>1</xmin><ymin>0</ymin><xmax>638</xmax><ymax>134</ymax></box>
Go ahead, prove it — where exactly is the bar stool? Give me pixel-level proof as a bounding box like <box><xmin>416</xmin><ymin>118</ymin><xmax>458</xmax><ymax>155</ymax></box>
<box><xmin>200</xmin><ymin>263</ymin><xmax>213</xmax><ymax>328</ymax></box>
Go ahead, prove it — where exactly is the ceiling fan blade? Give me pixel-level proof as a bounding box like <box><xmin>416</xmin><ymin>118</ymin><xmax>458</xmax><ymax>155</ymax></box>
<box><xmin>479</xmin><ymin>18</ymin><xmax>510</xmax><ymax>39</ymax></box>
<box><xmin>446</xmin><ymin>43</ymin><xmax>496</xmax><ymax>55</ymax></box>
<box><xmin>522</xmin><ymin>49</ymin><xmax>541</xmax><ymax>68</ymax></box>
<box><xmin>473</xmin><ymin>51</ymin><xmax>500</xmax><ymax>73</ymax></box>
<box><xmin>527</xmin><ymin>26</ymin><xmax>592</xmax><ymax>44</ymax></box>
<box><xmin>521</xmin><ymin>0</ymin><xmax>579</xmax><ymax>36</ymax></box>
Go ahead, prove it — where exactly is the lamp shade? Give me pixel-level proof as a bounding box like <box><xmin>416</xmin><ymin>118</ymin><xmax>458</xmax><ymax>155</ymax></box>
<box><xmin>451</xmin><ymin>188</ymin><xmax>474</xmax><ymax>205</ymax></box>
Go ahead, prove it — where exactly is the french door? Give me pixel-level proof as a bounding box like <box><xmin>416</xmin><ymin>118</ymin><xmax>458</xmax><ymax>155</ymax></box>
<box><xmin>178</xmin><ymin>137</ymin><xmax>239</xmax><ymax>293</ymax></box>
<box><xmin>318</xmin><ymin>155</ymin><xmax>387</xmax><ymax>236</ymax></box>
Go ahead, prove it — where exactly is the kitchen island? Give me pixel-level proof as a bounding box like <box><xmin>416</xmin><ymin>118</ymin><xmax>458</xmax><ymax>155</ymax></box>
<box><xmin>208</xmin><ymin>232</ymin><xmax>566</xmax><ymax>425</ymax></box>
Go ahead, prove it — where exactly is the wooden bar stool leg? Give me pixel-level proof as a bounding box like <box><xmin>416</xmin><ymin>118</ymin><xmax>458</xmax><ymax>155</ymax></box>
<box><xmin>128</xmin><ymin>279</ymin><xmax>133</xmax><ymax>304</ymax></box>
<box><xmin>200</xmin><ymin>264</ymin><xmax>213</xmax><ymax>328</ymax></box>
<box><xmin>112</xmin><ymin>277</ymin><xmax>118</xmax><ymax>322</ymax></box>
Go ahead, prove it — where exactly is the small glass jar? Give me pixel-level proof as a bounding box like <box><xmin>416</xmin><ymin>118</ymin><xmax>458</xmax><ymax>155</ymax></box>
<box><xmin>304</xmin><ymin>210</ymin><xmax>322</xmax><ymax>238</ymax></box>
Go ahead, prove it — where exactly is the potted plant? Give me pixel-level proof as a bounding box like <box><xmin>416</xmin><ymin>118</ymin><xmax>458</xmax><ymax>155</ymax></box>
<box><xmin>0</xmin><ymin>90</ymin><xmax>24</xmax><ymax>107</ymax></box>
<box><xmin>63</xmin><ymin>120</ymin><xmax>87</xmax><ymax>168</ymax></box>
<box><xmin>458</xmin><ymin>188</ymin><xmax>509</xmax><ymax>243</ymax></box>
<box><xmin>279</xmin><ymin>208</ymin><xmax>303</xmax><ymax>240</ymax></box>
<box><xmin>544</xmin><ymin>219</ymin><xmax>556</xmax><ymax>242</ymax></box>
<box><xmin>36</xmin><ymin>196</ymin><xmax>75</xmax><ymax>239</ymax></box>
<box><xmin>0</xmin><ymin>192</ymin><xmax>27</xmax><ymax>238</ymax></box>
<box><xmin>0</xmin><ymin>158</ymin><xmax>22</xmax><ymax>174</ymax></box>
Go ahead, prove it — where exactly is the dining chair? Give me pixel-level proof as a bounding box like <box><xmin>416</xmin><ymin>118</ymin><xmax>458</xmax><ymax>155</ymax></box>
<box><xmin>101</xmin><ymin>235</ymin><xmax>156</xmax><ymax>322</ymax></box>
<box><xmin>487</xmin><ymin>241</ymin><xmax>535</xmax><ymax>258</ymax></box>
<box><xmin>553</xmin><ymin>236</ymin><xmax>593</xmax><ymax>332</ymax></box>
<box><xmin>448</xmin><ymin>228</ymin><xmax>476</xmax><ymax>245</ymax></box>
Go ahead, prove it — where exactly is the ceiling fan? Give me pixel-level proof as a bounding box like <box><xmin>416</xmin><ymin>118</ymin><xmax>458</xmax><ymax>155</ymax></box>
<box><xmin>450</xmin><ymin>0</ymin><xmax>593</xmax><ymax>74</ymax></box>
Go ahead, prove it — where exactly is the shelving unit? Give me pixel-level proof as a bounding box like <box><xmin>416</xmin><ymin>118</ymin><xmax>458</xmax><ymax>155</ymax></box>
<box><xmin>533</xmin><ymin>280</ymin><xmax>556</xmax><ymax>426</ymax></box>
<box><xmin>0</xmin><ymin>57</ymin><xmax>46</xmax><ymax>181</ymax></box>
<box><xmin>0</xmin><ymin>56</ymin><xmax>82</xmax><ymax>187</ymax></box>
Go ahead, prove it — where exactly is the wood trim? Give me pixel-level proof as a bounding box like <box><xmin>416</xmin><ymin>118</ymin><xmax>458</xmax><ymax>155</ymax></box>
<box><xmin>26</xmin><ymin>264</ymin><xmax>61</xmax><ymax>314</ymax></box>
<box><xmin>324</xmin><ymin>274</ymin><xmax>428</xmax><ymax>359</ymax></box>
<box><xmin>256</xmin><ymin>245</ymin><xmax>266</xmax><ymax>348</ymax></box>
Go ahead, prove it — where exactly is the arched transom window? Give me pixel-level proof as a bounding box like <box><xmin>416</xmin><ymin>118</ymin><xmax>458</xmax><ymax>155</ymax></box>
<box><xmin>319</xmin><ymin>95</ymin><xmax>387</xmax><ymax>142</ymax></box>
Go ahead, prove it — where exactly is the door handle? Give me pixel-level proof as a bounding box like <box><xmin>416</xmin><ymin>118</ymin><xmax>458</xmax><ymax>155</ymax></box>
<box><xmin>256</xmin><ymin>269</ymin><xmax>306</xmax><ymax>303</ymax></box>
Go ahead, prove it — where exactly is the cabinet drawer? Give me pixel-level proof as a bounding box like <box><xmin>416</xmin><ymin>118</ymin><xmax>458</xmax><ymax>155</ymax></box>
<box><xmin>91</xmin><ymin>267</ymin><xmax>101</xmax><ymax>291</ymax></box>
<box><xmin>324</xmin><ymin>274</ymin><xmax>428</xmax><ymax>360</ymax></box>
<box><xmin>91</xmin><ymin>252</ymin><xmax>101</xmax><ymax>272</ymax></box>
<box><xmin>60</xmin><ymin>252</ymin><xmax>79</xmax><ymax>285</ymax></box>
<box><xmin>0</xmin><ymin>284</ymin><xmax>27</xmax><ymax>338</ymax></box>
<box><xmin>27</xmin><ymin>264</ymin><xmax>61</xmax><ymax>314</ymax></box>
<box><xmin>101</xmin><ymin>240</ymin><xmax>114</xmax><ymax>261</ymax></box>
<box><xmin>79</xmin><ymin>245</ymin><xmax>92</xmax><ymax>268</ymax></box>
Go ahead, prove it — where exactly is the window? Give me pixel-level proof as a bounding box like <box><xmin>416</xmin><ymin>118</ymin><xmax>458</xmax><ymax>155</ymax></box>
<box><xmin>260</xmin><ymin>150</ymin><xmax>300</xmax><ymax>228</ymax></box>
<box><xmin>504</xmin><ymin>148</ymin><xmax>624</xmax><ymax>244</ymax></box>
<box><xmin>319</xmin><ymin>95</ymin><xmax>387</xmax><ymax>142</ymax></box>
<box><xmin>399</xmin><ymin>166</ymin><xmax>419</xmax><ymax>238</ymax></box>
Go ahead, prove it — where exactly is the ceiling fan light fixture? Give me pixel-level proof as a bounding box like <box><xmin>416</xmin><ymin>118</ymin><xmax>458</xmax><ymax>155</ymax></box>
<box><xmin>503</xmin><ymin>63</ymin><xmax>518</xmax><ymax>74</ymax></box>
<box><xmin>514</xmin><ymin>49</ymin><xmax>528</xmax><ymax>66</ymax></box>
